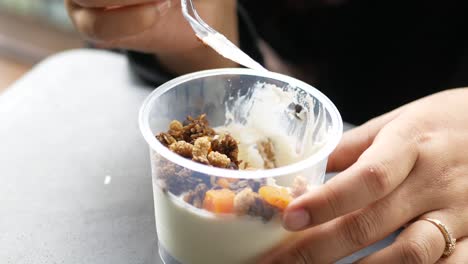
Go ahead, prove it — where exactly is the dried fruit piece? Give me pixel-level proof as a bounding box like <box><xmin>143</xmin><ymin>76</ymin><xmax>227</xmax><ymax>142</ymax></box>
<box><xmin>216</xmin><ymin>178</ymin><xmax>231</xmax><ymax>189</ymax></box>
<box><xmin>203</xmin><ymin>189</ymin><xmax>235</xmax><ymax>214</ymax></box>
<box><xmin>192</xmin><ymin>136</ymin><xmax>211</xmax><ymax>164</ymax></box>
<box><xmin>169</xmin><ymin>141</ymin><xmax>194</xmax><ymax>158</ymax></box>
<box><xmin>233</xmin><ymin>188</ymin><xmax>256</xmax><ymax>215</ymax></box>
<box><xmin>184</xmin><ymin>183</ymin><xmax>209</xmax><ymax>209</ymax></box>
<box><xmin>207</xmin><ymin>151</ymin><xmax>231</xmax><ymax>168</ymax></box>
<box><xmin>259</xmin><ymin>186</ymin><xmax>292</xmax><ymax>210</ymax></box>
<box><xmin>248</xmin><ymin>195</ymin><xmax>277</xmax><ymax>222</ymax></box>
<box><xmin>215</xmin><ymin>177</ymin><xmax>239</xmax><ymax>189</ymax></box>
<box><xmin>291</xmin><ymin>175</ymin><xmax>308</xmax><ymax>198</ymax></box>
<box><xmin>230</xmin><ymin>179</ymin><xmax>264</xmax><ymax>193</ymax></box>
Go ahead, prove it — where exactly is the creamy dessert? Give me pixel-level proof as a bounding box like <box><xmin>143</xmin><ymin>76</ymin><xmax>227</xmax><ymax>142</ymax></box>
<box><xmin>152</xmin><ymin>84</ymin><xmax>324</xmax><ymax>264</ymax></box>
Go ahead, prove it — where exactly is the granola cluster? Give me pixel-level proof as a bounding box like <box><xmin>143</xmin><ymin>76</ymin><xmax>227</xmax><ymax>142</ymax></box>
<box><xmin>154</xmin><ymin>114</ymin><xmax>307</xmax><ymax>222</ymax></box>
<box><xmin>152</xmin><ymin>158</ymin><xmax>205</xmax><ymax>195</ymax></box>
<box><xmin>183</xmin><ymin>183</ymin><xmax>208</xmax><ymax>209</ymax></box>
<box><xmin>156</xmin><ymin>114</ymin><xmax>240</xmax><ymax>169</ymax></box>
<box><xmin>156</xmin><ymin>115</ymin><xmax>215</xmax><ymax>145</ymax></box>
<box><xmin>257</xmin><ymin>139</ymin><xmax>276</xmax><ymax>169</ymax></box>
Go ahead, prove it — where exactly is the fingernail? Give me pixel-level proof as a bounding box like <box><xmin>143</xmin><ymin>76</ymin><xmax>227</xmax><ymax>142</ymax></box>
<box><xmin>283</xmin><ymin>209</ymin><xmax>310</xmax><ymax>231</ymax></box>
<box><xmin>156</xmin><ymin>0</ymin><xmax>172</xmax><ymax>16</ymax></box>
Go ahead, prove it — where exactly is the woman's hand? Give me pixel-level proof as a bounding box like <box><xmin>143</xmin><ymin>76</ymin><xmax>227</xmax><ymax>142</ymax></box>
<box><xmin>65</xmin><ymin>0</ymin><xmax>238</xmax><ymax>74</ymax></box>
<box><xmin>261</xmin><ymin>88</ymin><xmax>468</xmax><ymax>263</ymax></box>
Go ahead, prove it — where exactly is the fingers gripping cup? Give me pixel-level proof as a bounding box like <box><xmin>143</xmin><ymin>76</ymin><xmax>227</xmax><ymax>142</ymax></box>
<box><xmin>139</xmin><ymin>69</ymin><xmax>342</xmax><ymax>264</ymax></box>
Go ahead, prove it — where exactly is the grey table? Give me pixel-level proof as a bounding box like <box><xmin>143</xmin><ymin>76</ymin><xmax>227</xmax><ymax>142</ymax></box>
<box><xmin>0</xmin><ymin>49</ymin><xmax>395</xmax><ymax>264</ymax></box>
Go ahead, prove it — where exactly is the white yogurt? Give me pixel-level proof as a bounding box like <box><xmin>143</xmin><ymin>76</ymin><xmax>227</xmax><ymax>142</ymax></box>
<box><xmin>221</xmin><ymin>83</ymin><xmax>323</xmax><ymax>169</ymax></box>
<box><xmin>154</xmin><ymin>186</ymin><xmax>290</xmax><ymax>264</ymax></box>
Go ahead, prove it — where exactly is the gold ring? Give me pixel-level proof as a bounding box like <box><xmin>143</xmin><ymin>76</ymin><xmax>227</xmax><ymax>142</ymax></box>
<box><xmin>422</xmin><ymin>218</ymin><xmax>456</xmax><ymax>257</ymax></box>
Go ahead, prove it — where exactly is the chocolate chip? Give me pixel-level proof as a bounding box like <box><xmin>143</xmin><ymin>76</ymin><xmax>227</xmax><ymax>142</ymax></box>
<box><xmin>295</xmin><ymin>104</ymin><xmax>303</xmax><ymax>113</ymax></box>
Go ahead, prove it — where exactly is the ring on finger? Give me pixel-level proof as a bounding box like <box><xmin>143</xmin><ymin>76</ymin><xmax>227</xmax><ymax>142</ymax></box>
<box><xmin>422</xmin><ymin>218</ymin><xmax>456</xmax><ymax>257</ymax></box>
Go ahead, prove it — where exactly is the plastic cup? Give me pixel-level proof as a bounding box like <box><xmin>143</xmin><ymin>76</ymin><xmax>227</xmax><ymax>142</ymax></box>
<box><xmin>139</xmin><ymin>68</ymin><xmax>342</xmax><ymax>264</ymax></box>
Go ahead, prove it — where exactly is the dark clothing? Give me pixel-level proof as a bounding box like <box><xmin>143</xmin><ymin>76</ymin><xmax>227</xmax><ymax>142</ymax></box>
<box><xmin>128</xmin><ymin>1</ymin><xmax>468</xmax><ymax>124</ymax></box>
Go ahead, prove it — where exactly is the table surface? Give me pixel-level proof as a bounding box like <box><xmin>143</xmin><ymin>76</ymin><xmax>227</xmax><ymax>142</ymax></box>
<box><xmin>0</xmin><ymin>49</ymin><xmax>395</xmax><ymax>264</ymax></box>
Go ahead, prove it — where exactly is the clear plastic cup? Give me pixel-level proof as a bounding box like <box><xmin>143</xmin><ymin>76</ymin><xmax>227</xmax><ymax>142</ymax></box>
<box><xmin>139</xmin><ymin>68</ymin><xmax>342</xmax><ymax>264</ymax></box>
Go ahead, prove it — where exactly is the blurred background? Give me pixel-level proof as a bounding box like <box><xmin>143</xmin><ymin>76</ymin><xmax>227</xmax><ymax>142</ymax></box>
<box><xmin>0</xmin><ymin>0</ymin><xmax>82</xmax><ymax>92</ymax></box>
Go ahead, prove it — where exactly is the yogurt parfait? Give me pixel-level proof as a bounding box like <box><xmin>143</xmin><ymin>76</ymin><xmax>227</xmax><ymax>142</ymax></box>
<box><xmin>139</xmin><ymin>69</ymin><xmax>342</xmax><ymax>264</ymax></box>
